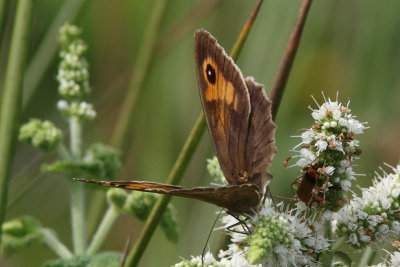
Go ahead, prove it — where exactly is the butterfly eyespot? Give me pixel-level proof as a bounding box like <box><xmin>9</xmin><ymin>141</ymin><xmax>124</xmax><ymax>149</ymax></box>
<box><xmin>206</xmin><ymin>64</ymin><xmax>216</xmax><ymax>84</ymax></box>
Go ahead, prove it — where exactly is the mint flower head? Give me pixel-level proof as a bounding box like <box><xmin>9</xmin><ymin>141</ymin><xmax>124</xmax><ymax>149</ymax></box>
<box><xmin>173</xmin><ymin>251</ymin><xmax>259</xmax><ymax>267</ymax></box>
<box><xmin>58</xmin><ymin>100</ymin><xmax>96</xmax><ymax>121</ymax></box>
<box><xmin>292</xmin><ymin>94</ymin><xmax>367</xmax><ymax>211</ymax></box>
<box><xmin>207</xmin><ymin>156</ymin><xmax>226</xmax><ymax>184</ymax></box>
<box><xmin>57</xmin><ymin>23</ymin><xmax>89</xmax><ymax>100</ymax></box>
<box><xmin>333</xmin><ymin>165</ymin><xmax>400</xmax><ymax>249</ymax></box>
<box><xmin>219</xmin><ymin>202</ymin><xmax>329</xmax><ymax>267</ymax></box>
<box><xmin>19</xmin><ymin>119</ymin><xmax>62</xmax><ymax>152</ymax></box>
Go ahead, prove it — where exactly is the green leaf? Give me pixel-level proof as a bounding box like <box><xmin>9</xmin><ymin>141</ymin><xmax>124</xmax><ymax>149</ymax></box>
<box><xmin>1</xmin><ymin>216</ymin><xmax>42</xmax><ymax>258</ymax></box>
<box><xmin>43</xmin><ymin>252</ymin><xmax>122</xmax><ymax>267</ymax></box>
<box><xmin>43</xmin><ymin>255</ymin><xmax>90</xmax><ymax>267</ymax></box>
<box><xmin>88</xmin><ymin>251</ymin><xmax>122</xmax><ymax>267</ymax></box>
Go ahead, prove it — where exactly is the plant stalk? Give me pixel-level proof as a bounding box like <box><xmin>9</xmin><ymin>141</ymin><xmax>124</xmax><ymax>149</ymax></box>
<box><xmin>269</xmin><ymin>0</ymin><xmax>313</xmax><ymax>120</ymax></box>
<box><xmin>87</xmin><ymin>205</ymin><xmax>119</xmax><ymax>255</ymax></box>
<box><xmin>70</xmin><ymin>116</ymin><xmax>86</xmax><ymax>254</ymax></box>
<box><xmin>0</xmin><ymin>0</ymin><xmax>11</xmax><ymax>45</ymax></box>
<box><xmin>0</xmin><ymin>0</ymin><xmax>32</xmax><ymax>246</ymax></box>
<box><xmin>71</xmin><ymin>182</ymin><xmax>86</xmax><ymax>254</ymax></box>
<box><xmin>41</xmin><ymin>228</ymin><xmax>73</xmax><ymax>259</ymax></box>
<box><xmin>357</xmin><ymin>246</ymin><xmax>376</xmax><ymax>267</ymax></box>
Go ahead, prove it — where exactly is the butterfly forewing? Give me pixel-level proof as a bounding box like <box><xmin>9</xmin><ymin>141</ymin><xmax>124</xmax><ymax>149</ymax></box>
<box><xmin>74</xmin><ymin>178</ymin><xmax>261</xmax><ymax>214</ymax></box>
<box><xmin>195</xmin><ymin>30</ymin><xmax>251</xmax><ymax>185</ymax></box>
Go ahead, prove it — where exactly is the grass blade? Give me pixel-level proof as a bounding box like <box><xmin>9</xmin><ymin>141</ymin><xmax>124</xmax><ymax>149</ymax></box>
<box><xmin>0</xmin><ymin>0</ymin><xmax>32</xmax><ymax>245</ymax></box>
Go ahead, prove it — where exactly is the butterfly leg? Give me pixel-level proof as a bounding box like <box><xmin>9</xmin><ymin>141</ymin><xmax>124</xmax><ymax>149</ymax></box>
<box><xmin>291</xmin><ymin>175</ymin><xmax>303</xmax><ymax>195</ymax></box>
<box><xmin>264</xmin><ymin>186</ymin><xmax>277</xmax><ymax>210</ymax></box>
<box><xmin>201</xmin><ymin>209</ymin><xmax>224</xmax><ymax>267</ymax></box>
<box><xmin>226</xmin><ymin>212</ymin><xmax>252</xmax><ymax>235</ymax></box>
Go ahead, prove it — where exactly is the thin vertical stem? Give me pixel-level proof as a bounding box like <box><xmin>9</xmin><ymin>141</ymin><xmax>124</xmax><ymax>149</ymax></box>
<box><xmin>0</xmin><ymin>0</ymin><xmax>32</xmax><ymax>246</ymax></box>
<box><xmin>269</xmin><ymin>0</ymin><xmax>313</xmax><ymax>120</ymax></box>
<box><xmin>0</xmin><ymin>0</ymin><xmax>11</xmax><ymax>45</ymax></box>
<box><xmin>123</xmin><ymin>1</ymin><xmax>264</xmax><ymax>266</ymax></box>
<box><xmin>70</xmin><ymin>116</ymin><xmax>86</xmax><ymax>254</ymax></box>
<box><xmin>70</xmin><ymin>116</ymin><xmax>82</xmax><ymax>159</ymax></box>
<box><xmin>229</xmin><ymin>0</ymin><xmax>263</xmax><ymax>60</ymax></box>
<box><xmin>71</xmin><ymin>182</ymin><xmax>85</xmax><ymax>254</ymax></box>
<box><xmin>357</xmin><ymin>246</ymin><xmax>376</xmax><ymax>267</ymax></box>
<box><xmin>87</xmin><ymin>206</ymin><xmax>119</xmax><ymax>255</ymax></box>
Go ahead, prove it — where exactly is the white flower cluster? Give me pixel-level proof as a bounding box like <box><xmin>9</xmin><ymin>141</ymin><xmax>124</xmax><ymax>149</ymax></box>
<box><xmin>173</xmin><ymin>202</ymin><xmax>330</xmax><ymax>267</ymax></box>
<box><xmin>333</xmin><ymin>165</ymin><xmax>400</xmax><ymax>248</ymax></box>
<box><xmin>292</xmin><ymin>95</ymin><xmax>367</xmax><ymax>211</ymax></box>
<box><xmin>220</xmin><ymin>204</ymin><xmax>329</xmax><ymax>266</ymax></box>
<box><xmin>56</xmin><ymin>23</ymin><xmax>94</xmax><ymax>122</ymax></box>
<box><xmin>19</xmin><ymin>119</ymin><xmax>62</xmax><ymax>152</ymax></box>
<box><xmin>57</xmin><ymin>24</ymin><xmax>90</xmax><ymax>99</ymax></box>
<box><xmin>173</xmin><ymin>251</ymin><xmax>258</xmax><ymax>267</ymax></box>
<box><xmin>57</xmin><ymin>100</ymin><xmax>96</xmax><ymax>121</ymax></box>
<box><xmin>207</xmin><ymin>156</ymin><xmax>226</xmax><ymax>184</ymax></box>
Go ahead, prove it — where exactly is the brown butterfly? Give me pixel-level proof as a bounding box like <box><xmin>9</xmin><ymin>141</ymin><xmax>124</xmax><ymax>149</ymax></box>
<box><xmin>75</xmin><ymin>29</ymin><xmax>276</xmax><ymax>215</ymax></box>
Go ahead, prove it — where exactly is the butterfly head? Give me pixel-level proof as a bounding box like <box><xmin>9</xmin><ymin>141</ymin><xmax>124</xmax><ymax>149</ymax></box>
<box><xmin>235</xmin><ymin>170</ymin><xmax>249</xmax><ymax>184</ymax></box>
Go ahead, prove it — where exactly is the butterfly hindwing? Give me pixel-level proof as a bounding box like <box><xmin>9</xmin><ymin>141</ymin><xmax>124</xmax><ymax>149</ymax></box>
<box><xmin>244</xmin><ymin>77</ymin><xmax>277</xmax><ymax>190</ymax></box>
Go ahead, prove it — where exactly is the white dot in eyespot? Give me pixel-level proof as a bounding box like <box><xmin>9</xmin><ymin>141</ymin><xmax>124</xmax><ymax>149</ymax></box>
<box><xmin>207</xmin><ymin>70</ymin><xmax>212</xmax><ymax>76</ymax></box>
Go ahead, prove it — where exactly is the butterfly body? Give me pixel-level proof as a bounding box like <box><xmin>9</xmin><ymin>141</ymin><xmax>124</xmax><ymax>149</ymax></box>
<box><xmin>75</xmin><ymin>30</ymin><xmax>276</xmax><ymax>216</ymax></box>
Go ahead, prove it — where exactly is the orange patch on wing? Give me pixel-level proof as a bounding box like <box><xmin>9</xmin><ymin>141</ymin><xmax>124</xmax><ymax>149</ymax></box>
<box><xmin>202</xmin><ymin>57</ymin><xmax>235</xmax><ymax>107</ymax></box>
<box><xmin>113</xmin><ymin>182</ymin><xmax>177</xmax><ymax>191</ymax></box>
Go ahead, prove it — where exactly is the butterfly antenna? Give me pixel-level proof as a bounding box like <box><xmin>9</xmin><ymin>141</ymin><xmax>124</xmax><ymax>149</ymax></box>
<box><xmin>120</xmin><ymin>232</ymin><xmax>133</xmax><ymax>267</ymax></box>
<box><xmin>201</xmin><ymin>209</ymin><xmax>224</xmax><ymax>267</ymax></box>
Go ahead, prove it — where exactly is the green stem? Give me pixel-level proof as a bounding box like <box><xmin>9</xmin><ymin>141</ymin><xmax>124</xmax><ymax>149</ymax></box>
<box><xmin>69</xmin><ymin>116</ymin><xmax>85</xmax><ymax>254</ymax></box>
<box><xmin>87</xmin><ymin>205</ymin><xmax>119</xmax><ymax>255</ymax></box>
<box><xmin>41</xmin><ymin>228</ymin><xmax>73</xmax><ymax>259</ymax></box>
<box><xmin>324</xmin><ymin>218</ymin><xmax>332</xmax><ymax>240</ymax></box>
<box><xmin>111</xmin><ymin>0</ymin><xmax>169</xmax><ymax>150</ymax></box>
<box><xmin>0</xmin><ymin>0</ymin><xmax>11</xmax><ymax>45</ymax></box>
<box><xmin>71</xmin><ymin>182</ymin><xmax>86</xmax><ymax>254</ymax></box>
<box><xmin>0</xmin><ymin>0</ymin><xmax>32</xmax><ymax>246</ymax></box>
<box><xmin>331</xmin><ymin>236</ymin><xmax>346</xmax><ymax>252</ymax></box>
<box><xmin>319</xmin><ymin>220</ymin><xmax>333</xmax><ymax>267</ymax></box>
<box><xmin>70</xmin><ymin>116</ymin><xmax>82</xmax><ymax>159</ymax></box>
<box><xmin>22</xmin><ymin>0</ymin><xmax>88</xmax><ymax>109</ymax></box>
<box><xmin>269</xmin><ymin>0</ymin><xmax>313</xmax><ymax>120</ymax></box>
<box><xmin>57</xmin><ymin>143</ymin><xmax>71</xmax><ymax>160</ymax></box>
<box><xmin>357</xmin><ymin>246</ymin><xmax>376</xmax><ymax>267</ymax></box>
<box><xmin>124</xmin><ymin>114</ymin><xmax>206</xmax><ymax>267</ymax></box>
<box><xmin>123</xmin><ymin>1</ymin><xmax>264</xmax><ymax>266</ymax></box>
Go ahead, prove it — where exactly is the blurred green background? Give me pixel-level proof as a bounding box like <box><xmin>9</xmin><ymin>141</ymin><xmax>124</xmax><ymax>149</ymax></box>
<box><xmin>1</xmin><ymin>0</ymin><xmax>399</xmax><ymax>266</ymax></box>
